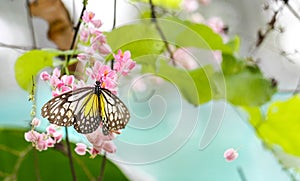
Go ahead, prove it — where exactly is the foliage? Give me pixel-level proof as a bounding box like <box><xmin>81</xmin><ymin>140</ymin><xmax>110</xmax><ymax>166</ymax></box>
<box><xmin>0</xmin><ymin>129</ymin><xmax>128</xmax><ymax>181</ymax></box>
<box><xmin>245</xmin><ymin>95</ymin><xmax>300</xmax><ymax>157</ymax></box>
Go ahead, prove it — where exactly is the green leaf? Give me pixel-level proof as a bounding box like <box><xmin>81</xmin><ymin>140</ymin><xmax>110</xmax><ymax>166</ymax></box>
<box><xmin>130</xmin><ymin>0</ymin><xmax>182</xmax><ymax>9</ymax></box>
<box><xmin>221</xmin><ymin>54</ymin><xmax>276</xmax><ymax>106</ymax></box>
<box><xmin>258</xmin><ymin>95</ymin><xmax>300</xmax><ymax>157</ymax></box>
<box><xmin>14</xmin><ymin>50</ymin><xmax>57</xmax><ymax>92</ymax></box>
<box><xmin>242</xmin><ymin>106</ymin><xmax>263</xmax><ymax>127</ymax></box>
<box><xmin>105</xmin><ymin>22</ymin><xmax>165</xmax><ymax>60</ymax></box>
<box><xmin>0</xmin><ymin>129</ymin><xmax>128</xmax><ymax>181</ymax></box>
<box><xmin>158</xmin><ymin>18</ymin><xmax>239</xmax><ymax>54</ymax></box>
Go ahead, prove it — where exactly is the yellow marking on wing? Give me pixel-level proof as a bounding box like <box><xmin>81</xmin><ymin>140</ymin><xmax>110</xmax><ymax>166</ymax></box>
<box><xmin>83</xmin><ymin>94</ymin><xmax>98</xmax><ymax>116</ymax></box>
<box><xmin>100</xmin><ymin>94</ymin><xmax>106</xmax><ymax>117</ymax></box>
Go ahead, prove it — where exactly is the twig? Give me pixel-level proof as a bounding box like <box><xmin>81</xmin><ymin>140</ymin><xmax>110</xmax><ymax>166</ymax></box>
<box><xmin>98</xmin><ymin>152</ymin><xmax>107</xmax><ymax>181</ymax></box>
<box><xmin>26</xmin><ymin>0</ymin><xmax>37</xmax><ymax>49</ymax></box>
<box><xmin>65</xmin><ymin>127</ymin><xmax>77</xmax><ymax>181</ymax></box>
<box><xmin>282</xmin><ymin>0</ymin><xmax>300</xmax><ymax>23</ymax></box>
<box><xmin>33</xmin><ymin>150</ymin><xmax>41</xmax><ymax>181</ymax></box>
<box><xmin>66</xmin><ymin>0</ymin><xmax>87</xmax><ymax>66</ymax></box>
<box><xmin>149</xmin><ymin>0</ymin><xmax>175</xmax><ymax>65</ymax></box>
<box><xmin>237</xmin><ymin>166</ymin><xmax>247</xmax><ymax>181</ymax></box>
<box><xmin>111</xmin><ymin>0</ymin><xmax>117</xmax><ymax>70</ymax></box>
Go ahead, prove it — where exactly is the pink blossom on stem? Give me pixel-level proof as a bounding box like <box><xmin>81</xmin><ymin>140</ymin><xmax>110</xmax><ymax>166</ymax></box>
<box><xmin>46</xmin><ymin>124</ymin><xmax>57</xmax><ymax>136</ymax></box>
<box><xmin>31</xmin><ymin>117</ymin><xmax>41</xmax><ymax>127</ymax></box>
<box><xmin>52</xmin><ymin>131</ymin><xmax>63</xmax><ymax>143</ymax></box>
<box><xmin>36</xmin><ymin>135</ymin><xmax>48</xmax><ymax>151</ymax></box>
<box><xmin>52</xmin><ymin>68</ymin><xmax>61</xmax><ymax>78</ymax></box>
<box><xmin>24</xmin><ymin>130</ymin><xmax>39</xmax><ymax>142</ymax></box>
<box><xmin>61</xmin><ymin>75</ymin><xmax>75</xmax><ymax>87</ymax></box>
<box><xmin>46</xmin><ymin>137</ymin><xmax>56</xmax><ymax>148</ymax></box>
<box><xmin>102</xmin><ymin>142</ymin><xmax>117</xmax><ymax>153</ymax></box>
<box><xmin>206</xmin><ymin>17</ymin><xmax>225</xmax><ymax>34</ymax></box>
<box><xmin>113</xmin><ymin>50</ymin><xmax>136</xmax><ymax>76</ymax></box>
<box><xmin>40</xmin><ymin>71</ymin><xmax>50</xmax><ymax>81</ymax></box>
<box><xmin>224</xmin><ymin>148</ymin><xmax>239</xmax><ymax>162</ymax></box>
<box><xmin>98</xmin><ymin>44</ymin><xmax>112</xmax><ymax>55</ymax></box>
<box><xmin>89</xmin><ymin>147</ymin><xmax>100</xmax><ymax>158</ymax></box>
<box><xmin>82</xmin><ymin>10</ymin><xmax>95</xmax><ymax>23</ymax></box>
<box><xmin>75</xmin><ymin>143</ymin><xmax>87</xmax><ymax>155</ymax></box>
<box><xmin>91</xmin><ymin>19</ymin><xmax>102</xmax><ymax>28</ymax></box>
<box><xmin>77</xmin><ymin>53</ymin><xmax>90</xmax><ymax>62</ymax></box>
<box><xmin>80</xmin><ymin>29</ymin><xmax>90</xmax><ymax>42</ymax></box>
<box><xmin>173</xmin><ymin>48</ymin><xmax>198</xmax><ymax>70</ymax></box>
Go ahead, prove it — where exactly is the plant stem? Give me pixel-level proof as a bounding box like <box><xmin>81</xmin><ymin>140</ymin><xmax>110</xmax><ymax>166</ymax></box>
<box><xmin>66</xmin><ymin>0</ymin><xmax>87</xmax><ymax>66</ymax></box>
<box><xmin>98</xmin><ymin>152</ymin><xmax>107</xmax><ymax>181</ymax></box>
<box><xmin>111</xmin><ymin>0</ymin><xmax>117</xmax><ymax>70</ymax></box>
<box><xmin>65</xmin><ymin>127</ymin><xmax>77</xmax><ymax>181</ymax></box>
<box><xmin>149</xmin><ymin>0</ymin><xmax>175</xmax><ymax>64</ymax></box>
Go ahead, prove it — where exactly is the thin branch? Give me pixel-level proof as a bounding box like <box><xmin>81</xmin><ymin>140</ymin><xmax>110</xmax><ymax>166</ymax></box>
<box><xmin>98</xmin><ymin>152</ymin><xmax>107</xmax><ymax>181</ymax></box>
<box><xmin>26</xmin><ymin>0</ymin><xmax>37</xmax><ymax>49</ymax></box>
<box><xmin>110</xmin><ymin>0</ymin><xmax>117</xmax><ymax>70</ymax></box>
<box><xmin>66</xmin><ymin>0</ymin><xmax>87</xmax><ymax>66</ymax></box>
<box><xmin>149</xmin><ymin>0</ymin><xmax>175</xmax><ymax>65</ymax></box>
<box><xmin>283</xmin><ymin>0</ymin><xmax>300</xmax><ymax>23</ymax></box>
<box><xmin>65</xmin><ymin>127</ymin><xmax>77</xmax><ymax>181</ymax></box>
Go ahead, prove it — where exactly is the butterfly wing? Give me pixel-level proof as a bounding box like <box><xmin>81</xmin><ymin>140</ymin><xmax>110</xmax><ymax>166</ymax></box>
<box><xmin>41</xmin><ymin>87</ymin><xmax>101</xmax><ymax>134</ymax></box>
<box><xmin>100</xmin><ymin>88</ymin><xmax>130</xmax><ymax>134</ymax></box>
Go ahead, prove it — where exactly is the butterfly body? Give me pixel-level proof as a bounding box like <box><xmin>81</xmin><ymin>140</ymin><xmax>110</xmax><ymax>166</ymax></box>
<box><xmin>41</xmin><ymin>81</ymin><xmax>130</xmax><ymax>135</ymax></box>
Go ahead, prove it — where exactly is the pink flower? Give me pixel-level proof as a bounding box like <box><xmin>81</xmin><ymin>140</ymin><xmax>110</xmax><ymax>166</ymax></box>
<box><xmin>52</xmin><ymin>131</ymin><xmax>63</xmax><ymax>143</ymax></box>
<box><xmin>24</xmin><ymin>130</ymin><xmax>39</xmax><ymax>142</ymax></box>
<box><xmin>80</xmin><ymin>29</ymin><xmax>90</xmax><ymax>42</ymax></box>
<box><xmin>46</xmin><ymin>137</ymin><xmax>56</xmax><ymax>147</ymax></box>
<box><xmin>75</xmin><ymin>143</ymin><xmax>87</xmax><ymax>155</ymax></box>
<box><xmin>31</xmin><ymin>117</ymin><xmax>41</xmax><ymax>127</ymax></box>
<box><xmin>224</xmin><ymin>148</ymin><xmax>239</xmax><ymax>162</ymax></box>
<box><xmin>46</xmin><ymin>124</ymin><xmax>56</xmax><ymax>136</ymax></box>
<box><xmin>102</xmin><ymin>142</ymin><xmax>117</xmax><ymax>153</ymax></box>
<box><xmin>206</xmin><ymin>17</ymin><xmax>225</xmax><ymax>34</ymax></box>
<box><xmin>40</xmin><ymin>71</ymin><xmax>50</xmax><ymax>81</ymax></box>
<box><xmin>52</xmin><ymin>68</ymin><xmax>61</xmax><ymax>78</ymax></box>
<box><xmin>85</xmin><ymin>126</ymin><xmax>116</xmax><ymax>153</ymax></box>
<box><xmin>61</xmin><ymin>75</ymin><xmax>74</xmax><ymax>87</ymax></box>
<box><xmin>35</xmin><ymin>133</ymin><xmax>48</xmax><ymax>151</ymax></box>
<box><xmin>91</xmin><ymin>19</ymin><xmax>102</xmax><ymax>28</ymax></box>
<box><xmin>173</xmin><ymin>48</ymin><xmax>198</xmax><ymax>70</ymax></box>
<box><xmin>98</xmin><ymin>44</ymin><xmax>112</xmax><ymax>55</ymax></box>
<box><xmin>77</xmin><ymin>53</ymin><xmax>89</xmax><ymax>62</ymax></box>
<box><xmin>113</xmin><ymin>50</ymin><xmax>136</xmax><ymax>76</ymax></box>
<box><xmin>89</xmin><ymin>147</ymin><xmax>100</xmax><ymax>157</ymax></box>
<box><xmin>182</xmin><ymin>0</ymin><xmax>199</xmax><ymax>12</ymax></box>
<box><xmin>82</xmin><ymin>10</ymin><xmax>95</xmax><ymax>23</ymax></box>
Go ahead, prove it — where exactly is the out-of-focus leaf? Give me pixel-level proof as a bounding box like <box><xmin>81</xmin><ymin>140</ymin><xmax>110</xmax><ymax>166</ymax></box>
<box><xmin>258</xmin><ymin>95</ymin><xmax>300</xmax><ymax>157</ymax></box>
<box><xmin>0</xmin><ymin>129</ymin><xmax>128</xmax><ymax>181</ymax></box>
<box><xmin>242</xmin><ymin>106</ymin><xmax>263</xmax><ymax>127</ymax></box>
<box><xmin>158</xmin><ymin>18</ymin><xmax>239</xmax><ymax>54</ymax></box>
<box><xmin>130</xmin><ymin>0</ymin><xmax>182</xmax><ymax>9</ymax></box>
<box><xmin>221</xmin><ymin>54</ymin><xmax>276</xmax><ymax>106</ymax></box>
<box><xmin>105</xmin><ymin>22</ymin><xmax>165</xmax><ymax>60</ymax></box>
<box><xmin>15</xmin><ymin>50</ymin><xmax>56</xmax><ymax>92</ymax></box>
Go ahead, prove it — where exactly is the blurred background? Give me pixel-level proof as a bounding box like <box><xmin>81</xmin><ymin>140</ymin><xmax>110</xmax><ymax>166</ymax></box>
<box><xmin>0</xmin><ymin>0</ymin><xmax>300</xmax><ymax>180</ymax></box>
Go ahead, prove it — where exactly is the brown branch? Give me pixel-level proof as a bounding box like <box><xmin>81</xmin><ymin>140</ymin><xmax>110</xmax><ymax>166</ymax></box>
<box><xmin>26</xmin><ymin>0</ymin><xmax>37</xmax><ymax>49</ymax></box>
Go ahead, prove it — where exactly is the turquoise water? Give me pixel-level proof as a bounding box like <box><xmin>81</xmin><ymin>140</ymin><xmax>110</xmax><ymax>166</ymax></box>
<box><xmin>0</xmin><ymin>82</ymin><xmax>291</xmax><ymax>181</ymax></box>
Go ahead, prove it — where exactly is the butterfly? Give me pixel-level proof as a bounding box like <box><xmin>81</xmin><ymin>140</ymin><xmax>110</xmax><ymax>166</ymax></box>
<box><xmin>41</xmin><ymin>81</ymin><xmax>130</xmax><ymax>135</ymax></box>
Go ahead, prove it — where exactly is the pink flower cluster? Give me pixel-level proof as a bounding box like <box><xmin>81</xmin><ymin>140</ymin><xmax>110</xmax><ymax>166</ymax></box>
<box><xmin>77</xmin><ymin>10</ymin><xmax>111</xmax><ymax>62</ymax></box>
<box><xmin>40</xmin><ymin>68</ymin><xmax>84</xmax><ymax>97</ymax></box>
<box><xmin>24</xmin><ymin>118</ymin><xmax>62</xmax><ymax>151</ymax></box>
<box><xmin>75</xmin><ymin>126</ymin><xmax>116</xmax><ymax>158</ymax></box>
<box><xmin>86</xmin><ymin>49</ymin><xmax>135</xmax><ymax>93</ymax></box>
